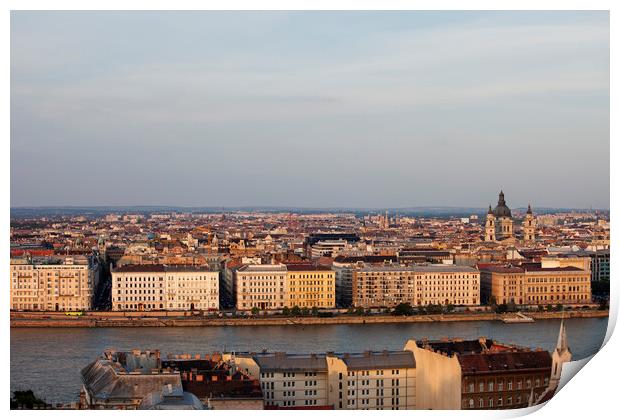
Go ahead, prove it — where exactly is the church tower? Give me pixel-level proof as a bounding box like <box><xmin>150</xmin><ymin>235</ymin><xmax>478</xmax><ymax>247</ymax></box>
<box><xmin>484</xmin><ymin>205</ymin><xmax>496</xmax><ymax>242</ymax></box>
<box><xmin>523</xmin><ymin>204</ymin><xmax>536</xmax><ymax>243</ymax></box>
<box><xmin>550</xmin><ymin>318</ymin><xmax>572</xmax><ymax>390</ymax></box>
<box><xmin>494</xmin><ymin>191</ymin><xmax>514</xmax><ymax>241</ymax></box>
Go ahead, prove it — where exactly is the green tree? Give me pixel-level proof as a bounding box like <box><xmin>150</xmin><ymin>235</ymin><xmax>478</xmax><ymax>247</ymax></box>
<box><xmin>354</xmin><ymin>307</ymin><xmax>364</xmax><ymax>316</ymax></box>
<box><xmin>251</xmin><ymin>307</ymin><xmax>260</xmax><ymax>315</ymax></box>
<box><xmin>291</xmin><ymin>306</ymin><xmax>301</xmax><ymax>316</ymax></box>
<box><xmin>446</xmin><ymin>304</ymin><xmax>455</xmax><ymax>313</ymax></box>
<box><xmin>393</xmin><ymin>302</ymin><xmax>414</xmax><ymax>316</ymax></box>
<box><xmin>10</xmin><ymin>390</ymin><xmax>47</xmax><ymax>410</ymax></box>
<box><xmin>495</xmin><ymin>303</ymin><xmax>508</xmax><ymax>314</ymax></box>
<box><xmin>311</xmin><ymin>306</ymin><xmax>319</xmax><ymax>316</ymax></box>
<box><xmin>282</xmin><ymin>306</ymin><xmax>290</xmax><ymax>316</ymax></box>
<box><xmin>301</xmin><ymin>307</ymin><xmax>310</xmax><ymax>316</ymax></box>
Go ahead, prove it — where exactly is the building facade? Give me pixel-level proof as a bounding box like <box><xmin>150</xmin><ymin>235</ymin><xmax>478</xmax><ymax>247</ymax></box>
<box><xmin>229</xmin><ymin>350</ymin><xmax>418</xmax><ymax>410</ymax></box>
<box><xmin>10</xmin><ymin>255</ymin><xmax>99</xmax><ymax>311</ymax></box>
<box><xmin>352</xmin><ymin>265</ymin><xmax>480</xmax><ymax>308</ymax></box>
<box><xmin>332</xmin><ymin>255</ymin><xmax>398</xmax><ymax>308</ymax></box>
<box><xmin>590</xmin><ymin>249</ymin><xmax>610</xmax><ymax>282</ymax></box>
<box><xmin>417</xmin><ymin>338</ymin><xmax>554</xmax><ymax>410</ymax></box>
<box><xmin>480</xmin><ymin>262</ymin><xmax>591</xmax><ymax>306</ymax></box>
<box><xmin>285</xmin><ymin>264</ymin><xmax>336</xmax><ymax>309</ymax></box>
<box><xmin>235</xmin><ymin>264</ymin><xmax>288</xmax><ymax>311</ymax></box>
<box><xmin>112</xmin><ymin>265</ymin><xmax>219</xmax><ymax>311</ymax></box>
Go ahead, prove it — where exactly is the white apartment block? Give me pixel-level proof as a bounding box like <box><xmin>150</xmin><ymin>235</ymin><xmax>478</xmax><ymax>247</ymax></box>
<box><xmin>235</xmin><ymin>264</ymin><xmax>287</xmax><ymax>311</ymax></box>
<box><xmin>353</xmin><ymin>265</ymin><xmax>480</xmax><ymax>308</ymax></box>
<box><xmin>10</xmin><ymin>255</ymin><xmax>99</xmax><ymax>311</ymax></box>
<box><xmin>225</xmin><ymin>339</ymin><xmax>461</xmax><ymax>410</ymax></box>
<box><xmin>112</xmin><ymin>265</ymin><xmax>219</xmax><ymax>311</ymax></box>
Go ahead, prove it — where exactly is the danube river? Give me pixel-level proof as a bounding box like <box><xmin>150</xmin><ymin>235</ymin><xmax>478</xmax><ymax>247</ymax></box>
<box><xmin>11</xmin><ymin>317</ymin><xmax>608</xmax><ymax>404</ymax></box>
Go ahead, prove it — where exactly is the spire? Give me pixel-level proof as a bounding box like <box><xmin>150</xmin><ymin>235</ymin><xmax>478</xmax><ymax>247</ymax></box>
<box><xmin>527</xmin><ymin>204</ymin><xmax>532</xmax><ymax>215</ymax></box>
<box><xmin>556</xmin><ymin>318</ymin><xmax>568</xmax><ymax>353</ymax></box>
<box><xmin>528</xmin><ymin>387</ymin><xmax>535</xmax><ymax>407</ymax></box>
<box><xmin>487</xmin><ymin>205</ymin><xmax>493</xmax><ymax>214</ymax></box>
<box><xmin>498</xmin><ymin>190</ymin><xmax>506</xmax><ymax>206</ymax></box>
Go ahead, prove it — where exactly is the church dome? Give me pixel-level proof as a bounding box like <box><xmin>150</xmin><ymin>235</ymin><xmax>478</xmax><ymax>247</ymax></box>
<box><xmin>492</xmin><ymin>191</ymin><xmax>512</xmax><ymax>218</ymax></box>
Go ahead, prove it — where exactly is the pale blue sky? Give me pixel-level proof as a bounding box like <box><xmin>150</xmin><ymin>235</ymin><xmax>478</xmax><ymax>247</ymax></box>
<box><xmin>11</xmin><ymin>11</ymin><xmax>610</xmax><ymax>209</ymax></box>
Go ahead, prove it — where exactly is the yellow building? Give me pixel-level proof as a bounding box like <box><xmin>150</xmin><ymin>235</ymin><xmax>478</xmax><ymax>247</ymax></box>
<box><xmin>522</xmin><ymin>263</ymin><xmax>591</xmax><ymax>306</ymax></box>
<box><xmin>480</xmin><ymin>262</ymin><xmax>591</xmax><ymax>306</ymax></box>
<box><xmin>286</xmin><ymin>264</ymin><xmax>336</xmax><ymax>309</ymax></box>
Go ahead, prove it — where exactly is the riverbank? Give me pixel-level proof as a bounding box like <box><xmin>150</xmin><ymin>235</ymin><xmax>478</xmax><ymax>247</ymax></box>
<box><xmin>10</xmin><ymin>309</ymin><xmax>608</xmax><ymax>328</ymax></box>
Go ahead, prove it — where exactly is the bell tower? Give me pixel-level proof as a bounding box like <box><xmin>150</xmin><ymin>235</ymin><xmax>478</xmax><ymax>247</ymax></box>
<box><xmin>523</xmin><ymin>204</ymin><xmax>536</xmax><ymax>243</ymax></box>
<box><xmin>484</xmin><ymin>205</ymin><xmax>496</xmax><ymax>242</ymax></box>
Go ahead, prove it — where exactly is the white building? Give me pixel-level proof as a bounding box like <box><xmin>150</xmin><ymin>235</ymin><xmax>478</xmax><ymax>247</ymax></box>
<box><xmin>112</xmin><ymin>265</ymin><xmax>219</xmax><ymax>311</ymax></box>
<box><xmin>235</xmin><ymin>264</ymin><xmax>287</xmax><ymax>311</ymax></box>
<box><xmin>10</xmin><ymin>255</ymin><xmax>100</xmax><ymax>311</ymax></box>
<box><xmin>353</xmin><ymin>265</ymin><xmax>480</xmax><ymax>308</ymax></box>
<box><xmin>225</xmin><ymin>338</ymin><xmax>461</xmax><ymax>410</ymax></box>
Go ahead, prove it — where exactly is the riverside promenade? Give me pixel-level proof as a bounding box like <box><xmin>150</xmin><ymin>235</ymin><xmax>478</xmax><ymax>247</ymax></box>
<box><xmin>10</xmin><ymin>309</ymin><xmax>608</xmax><ymax>328</ymax></box>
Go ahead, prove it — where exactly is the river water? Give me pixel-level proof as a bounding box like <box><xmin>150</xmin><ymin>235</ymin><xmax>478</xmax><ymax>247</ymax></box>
<box><xmin>10</xmin><ymin>317</ymin><xmax>609</xmax><ymax>404</ymax></box>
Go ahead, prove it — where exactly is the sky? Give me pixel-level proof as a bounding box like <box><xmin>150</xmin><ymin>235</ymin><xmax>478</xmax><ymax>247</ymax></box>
<box><xmin>10</xmin><ymin>11</ymin><xmax>610</xmax><ymax>209</ymax></box>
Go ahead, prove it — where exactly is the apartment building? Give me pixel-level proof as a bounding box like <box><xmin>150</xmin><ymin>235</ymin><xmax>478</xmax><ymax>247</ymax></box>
<box><xmin>235</xmin><ymin>264</ymin><xmax>288</xmax><ymax>311</ymax></box>
<box><xmin>352</xmin><ymin>265</ymin><xmax>480</xmax><ymax>308</ymax></box>
<box><xmin>230</xmin><ymin>351</ymin><xmax>418</xmax><ymax>410</ymax></box>
<box><xmin>112</xmin><ymin>265</ymin><xmax>219</xmax><ymax>311</ymax></box>
<box><xmin>419</xmin><ymin>320</ymin><xmax>571</xmax><ymax>410</ymax></box>
<box><xmin>590</xmin><ymin>249</ymin><xmax>610</xmax><ymax>282</ymax></box>
<box><xmin>10</xmin><ymin>255</ymin><xmax>99</xmax><ymax>311</ymax></box>
<box><xmin>285</xmin><ymin>263</ymin><xmax>335</xmax><ymax>309</ymax></box>
<box><xmin>332</xmin><ymin>255</ymin><xmax>398</xmax><ymax>308</ymax></box>
<box><xmin>225</xmin><ymin>339</ymin><xmax>461</xmax><ymax>410</ymax></box>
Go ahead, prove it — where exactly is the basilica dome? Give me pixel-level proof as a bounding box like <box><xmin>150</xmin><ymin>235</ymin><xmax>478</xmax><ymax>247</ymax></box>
<box><xmin>492</xmin><ymin>191</ymin><xmax>512</xmax><ymax>218</ymax></box>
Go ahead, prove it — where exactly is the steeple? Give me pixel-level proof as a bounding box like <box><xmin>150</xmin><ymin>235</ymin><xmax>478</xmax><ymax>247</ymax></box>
<box><xmin>556</xmin><ymin>318</ymin><xmax>569</xmax><ymax>354</ymax></box>
<box><xmin>487</xmin><ymin>205</ymin><xmax>493</xmax><ymax>215</ymax></box>
<box><xmin>527</xmin><ymin>204</ymin><xmax>532</xmax><ymax>215</ymax></box>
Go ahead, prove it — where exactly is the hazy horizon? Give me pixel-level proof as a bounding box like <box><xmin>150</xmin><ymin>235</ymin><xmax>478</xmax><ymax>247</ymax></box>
<box><xmin>11</xmin><ymin>11</ymin><xmax>610</xmax><ymax>209</ymax></box>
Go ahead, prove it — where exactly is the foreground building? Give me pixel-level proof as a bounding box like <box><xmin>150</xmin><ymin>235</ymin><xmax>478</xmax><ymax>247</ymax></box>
<box><xmin>10</xmin><ymin>255</ymin><xmax>100</xmax><ymax>311</ymax></box>
<box><xmin>111</xmin><ymin>265</ymin><xmax>219</xmax><ymax>311</ymax></box>
<box><xmin>80</xmin><ymin>349</ymin><xmax>199</xmax><ymax>409</ymax></box>
<box><xmin>352</xmin><ymin>265</ymin><xmax>480</xmax><ymax>308</ymax></box>
<box><xmin>80</xmin><ymin>349</ymin><xmax>261</xmax><ymax>409</ymax></box>
<box><xmin>418</xmin><ymin>338</ymin><xmax>552</xmax><ymax>409</ymax></box>
<box><xmin>226</xmin><ymin>342</ymin><xmax>460</xmax><ymax>410</ymax></box>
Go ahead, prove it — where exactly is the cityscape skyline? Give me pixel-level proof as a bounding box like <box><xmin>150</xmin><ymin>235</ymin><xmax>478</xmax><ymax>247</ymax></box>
<box><xmin>11</xmin><ymin>11</ymin><xmax>610</xmax><ymax>209</ymax></box>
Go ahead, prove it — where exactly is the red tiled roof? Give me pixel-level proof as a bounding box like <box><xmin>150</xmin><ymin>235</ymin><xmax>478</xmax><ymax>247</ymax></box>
<box><xmin>458</xmin><ymin>351</ymin><xmax>552</xmax><ymax>374</ymax></box>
